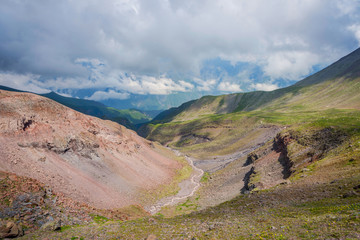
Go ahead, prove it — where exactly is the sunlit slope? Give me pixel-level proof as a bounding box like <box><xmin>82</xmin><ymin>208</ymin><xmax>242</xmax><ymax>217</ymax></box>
<box><xmin>150</xmin><ymin>48</ymin><xmax>360</xmax><ymax>123</ymax></box>
<box><xmin>140</xmin><ymin>48</ymin><xmax>360</xmax><ymax>158</ymax></box>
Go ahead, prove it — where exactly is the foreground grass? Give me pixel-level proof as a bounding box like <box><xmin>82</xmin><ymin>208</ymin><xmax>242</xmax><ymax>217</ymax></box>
<box><xmin>22</xmin><ymin>175</ymin><xmax>360</xmax><ymax>239</ymax></box>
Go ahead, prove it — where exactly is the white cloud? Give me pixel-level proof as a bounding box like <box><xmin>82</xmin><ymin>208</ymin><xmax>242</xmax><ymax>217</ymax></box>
<box><xmin>0</xmin><ymin>72</ymin><xmax>49</xmax><ymax>93</ymax></box>
<box><xmin>0</xmin><ymin>0</ymin><xmax>359</xmax><ymax>97</ymax></box>
<box><xmin>218</xmin><ymin>81</ymin><xmax>242</xmax><ymax>92</ymax></box>
<box><xmin>134</xmin><ymin>75</ymin><xmax>194</xmax><ymax>95</ymax></box>
<box><xmin>87</xmin><ymin>89</ymin><xmax>130</xmax><ymax>101</ymax></box>
<box><xmin>263</xmin><ymin>51</ymin><xmax>320</xmax><ymax>80</ymax></box>
<box><xmin>251</xmin><ymin>83</ymin><xmax>279</xmax><ymax>91</ymax></box>
<box><xmin>349</xmin><ymin>24</ymin><xmax>360</xmax><ymax>46</ymax></box>
<box><xmin>193</xmin><ymin>77</ymin><xmax>216</xmax><ymax>91</ymax></box>
<box><xmin>55</xmin><ymin>92</ymin><xmax>74</xmax><ymax>98</ymax></box>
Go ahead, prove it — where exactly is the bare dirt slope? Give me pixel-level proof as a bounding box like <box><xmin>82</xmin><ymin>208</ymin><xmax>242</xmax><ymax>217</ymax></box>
<box><xmin>0</xmin><ymin>90</ymin><xmax>181</xmax><ymax>209</ymax></box>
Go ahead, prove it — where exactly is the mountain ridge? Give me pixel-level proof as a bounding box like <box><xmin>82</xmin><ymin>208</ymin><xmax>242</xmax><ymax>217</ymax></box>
<box><xmin>0</xmin><ymin>85</ymin><xmax>152</xmax><ymax>129</ymax></box>
<box><xmin>148</xmin><ymin>47</ymin><xmax>360</xmax><ymax>124</ymax></box>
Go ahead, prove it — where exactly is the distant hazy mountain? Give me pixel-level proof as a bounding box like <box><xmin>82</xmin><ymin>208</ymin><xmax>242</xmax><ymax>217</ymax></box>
<box><xmin>99</xmin><ymin>91</ymin><xmax>204</xmax><ymax>111</ymax></box>
<box><xmin>0</xmin><ymin>85</ymin><xmax>151</xmax><ymax>129</ymax></box>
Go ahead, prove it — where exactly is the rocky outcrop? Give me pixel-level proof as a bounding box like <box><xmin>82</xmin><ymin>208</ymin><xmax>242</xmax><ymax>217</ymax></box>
<box><xmin>272</xmin><ymin>133</ymin><xmax>293</xmax><ymax>179</ymax></box>
<box><xmin>290</xmin><ymin>127</ymin><xmax>347</xmax><ymax>163</ymax></box>
<box><xmin>0</xmin><ymin>171</ymin><xmax>151</xmax><ymax>237</ymax></box>
<box><xmin>40</xmin><ymin>219</ymin><xmax>61</xmax><ymax>231</ymax></box>
<box><xmin>0</xmin><ymin>171</ymin><xmax>91</xmax><ymax>235</ymax></box>
<box><xmin>241</xmin><ymin>128</ymin><xmax>347</xmax><ymax>192</ymax></box>
<box><xmin>17</xmin><ymin>136</ymin><xmax>100</xmax><ymax>156</ymax></box>
<box><xmin>241</xmin><ymin>166</ymin><xmax>256</xmax><ymax>194</ymax></box>
<box><xmin>19</xmin><ymin>115</ymin><xmax>35</xmax><ymax>131</ymax></box>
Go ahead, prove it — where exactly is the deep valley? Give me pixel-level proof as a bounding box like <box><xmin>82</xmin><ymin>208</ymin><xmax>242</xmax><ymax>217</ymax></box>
<box><xmin>0</xmin><ymin>48</ymin><xmax>360</xmax><ymax>239</ymax></box>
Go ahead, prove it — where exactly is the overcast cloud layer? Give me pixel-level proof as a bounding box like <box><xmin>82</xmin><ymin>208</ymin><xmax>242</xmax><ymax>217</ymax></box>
<box><xmin>0</xmin><ymin>0</ymin><xmax>359</xmax><ymax>100</ymax></box>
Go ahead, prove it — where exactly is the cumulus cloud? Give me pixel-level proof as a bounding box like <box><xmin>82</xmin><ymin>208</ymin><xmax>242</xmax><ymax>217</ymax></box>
<box><xmin>124</xmin><ymin>75</ymin><xmax>194</xmax><ymax>95</ymax></box>
<box><xmin>193</xmin><ymin>77</ymin><xmax>216</xmax><ymax>91</ymax></box>
<box><xmin>251</xmin><ymin>83</ymin><xmax>279</xmax><ymax>92</ymax></box>
<box><xmin>0</xmin><ymin>0</ymin><xmax>359</xmax><ymax>97</ymax></box>
<box><xmin>263</xmin><ymin>51</ymin><xmax>320</xmax><ymax>80</ymax></box>
<box><xmin>0</xmin><ymin>72</ymin><xmax>49</xmax><ymax>93</ymax></box>
<box><xmin>349</xmin><ymin>24</ymin><xmax>360</xmax><ymax>45</ymax></box>
<box><xmin>87</xmin><ymin>90</ymin><xmax>130</xmax><ymax>101</ymax></box>
<box><xmin>218</xmin><ymin>82</ymin><xmax>242</xmax><ymax>92</ymax></box>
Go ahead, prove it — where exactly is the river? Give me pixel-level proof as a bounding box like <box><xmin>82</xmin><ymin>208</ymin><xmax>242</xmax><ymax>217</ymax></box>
<box><xmin>145</xmin><ymin>149</ymin><xmax>204</xmax><ymax>214</ymax></box>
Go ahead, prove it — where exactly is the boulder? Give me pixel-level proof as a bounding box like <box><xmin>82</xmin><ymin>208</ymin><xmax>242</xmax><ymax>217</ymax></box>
<box><xmin>0</xmin><ymin>221</ymin><xmax>23</xmax><ymax>238</ymax></box>
<box><xmin>40</xmin><ymin>219</ymin><xmax>61</xmax><ymax>231</ymax></box>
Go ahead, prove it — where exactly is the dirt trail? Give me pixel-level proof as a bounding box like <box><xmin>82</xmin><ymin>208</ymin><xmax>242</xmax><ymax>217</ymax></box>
<box><xmin>145</xmin><ymin>149</ymin><xmax>204</xmax><ymax>214</ymax></box>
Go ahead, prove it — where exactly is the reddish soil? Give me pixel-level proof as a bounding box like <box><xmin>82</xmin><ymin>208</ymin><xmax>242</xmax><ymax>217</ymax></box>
<box><xmin>0</xmin><ymin>90</ymin><xmax>181</xmax><ymax>209</ymax></box>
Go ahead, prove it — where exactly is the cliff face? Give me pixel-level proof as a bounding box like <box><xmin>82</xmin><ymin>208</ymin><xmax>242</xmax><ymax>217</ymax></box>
<box><xmin>0</xmin><ymin>90</ymin><xmax>181</xmax><ymax>209</ymax></box>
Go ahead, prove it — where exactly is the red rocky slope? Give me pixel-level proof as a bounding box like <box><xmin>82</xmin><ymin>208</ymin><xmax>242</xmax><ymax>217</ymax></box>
<box><xmin>0</xmin><ymin>90</ymin><xmax>181</xmax><ymax>209</ymax></box>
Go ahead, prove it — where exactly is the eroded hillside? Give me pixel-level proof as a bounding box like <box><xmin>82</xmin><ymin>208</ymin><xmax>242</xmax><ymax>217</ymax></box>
<box><xmin>0</xmin><ymin>90</ymin><xmax>186</xmax><ymax>210</ymax></box>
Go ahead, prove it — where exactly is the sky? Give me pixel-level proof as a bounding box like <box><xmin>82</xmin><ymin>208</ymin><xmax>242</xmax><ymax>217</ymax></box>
<box><xmin>0</xmin><ymin>0</ymin><xmax>360</xmax><ymax>103</ymax></box>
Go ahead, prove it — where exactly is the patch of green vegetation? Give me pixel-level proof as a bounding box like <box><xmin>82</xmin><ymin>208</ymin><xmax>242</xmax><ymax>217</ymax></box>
<box><xmin>175</xmin><ymin>198</ymin><xmax>199</xmax><ymax>213</ymax></box>
<box><xmin>90</xmin><ymin>214</ymin><xmax>109</xmax><ymax>224</ymax></box>
<box><xmin>175</xmin><ymin>138</ymin><xmax>192</xmax><ymax>147</ymax></box>
<box><xmin>155</xmin><ymin>213</ymin><xmax>164</xmax><ymax>218</ymax></box>
<box><xmin>1</xmin><ymin>198</ymin><xmax>11</xmax><ymax>206</ymax></box>
<box><xmin>60</xmin><ymin>225</ymin><xmax>73</xmax><ymax>232</ymax></box>
<box><xmin>70</xmin><ymin>237</ymin><xmax>84</xmax><ymax>240</ymax></box>
<box><xmin>248</xmin><ymin>171</ymin><xmax>261</xmax><ymax>191</ymax></box>
<box><xmin>200</xmin><ymin>172</ymin><xmax>210</xmax><ymax>182</ymax></box>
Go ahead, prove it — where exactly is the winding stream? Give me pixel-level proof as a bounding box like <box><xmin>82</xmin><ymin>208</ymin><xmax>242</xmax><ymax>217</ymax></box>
<box><xmin>145</xmin><ymin>149</ymin><xmax>204</xmax><ymax>215</ymax></box>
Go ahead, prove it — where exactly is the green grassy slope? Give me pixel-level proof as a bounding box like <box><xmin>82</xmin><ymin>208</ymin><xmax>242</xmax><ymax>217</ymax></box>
<box><xmin>140</xmin><ymin>48</ymin><xmax>360</xmax><ymax>157</ymax></box>
<box><xmin>149</xmin><ymin>48</ymin><xmax>360</xmax><ymax>124</ymax></box>
<box><xmin>41</xmin><ymin>92</ymin><xmax>152</xmax><ymax>126</ymax></box>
